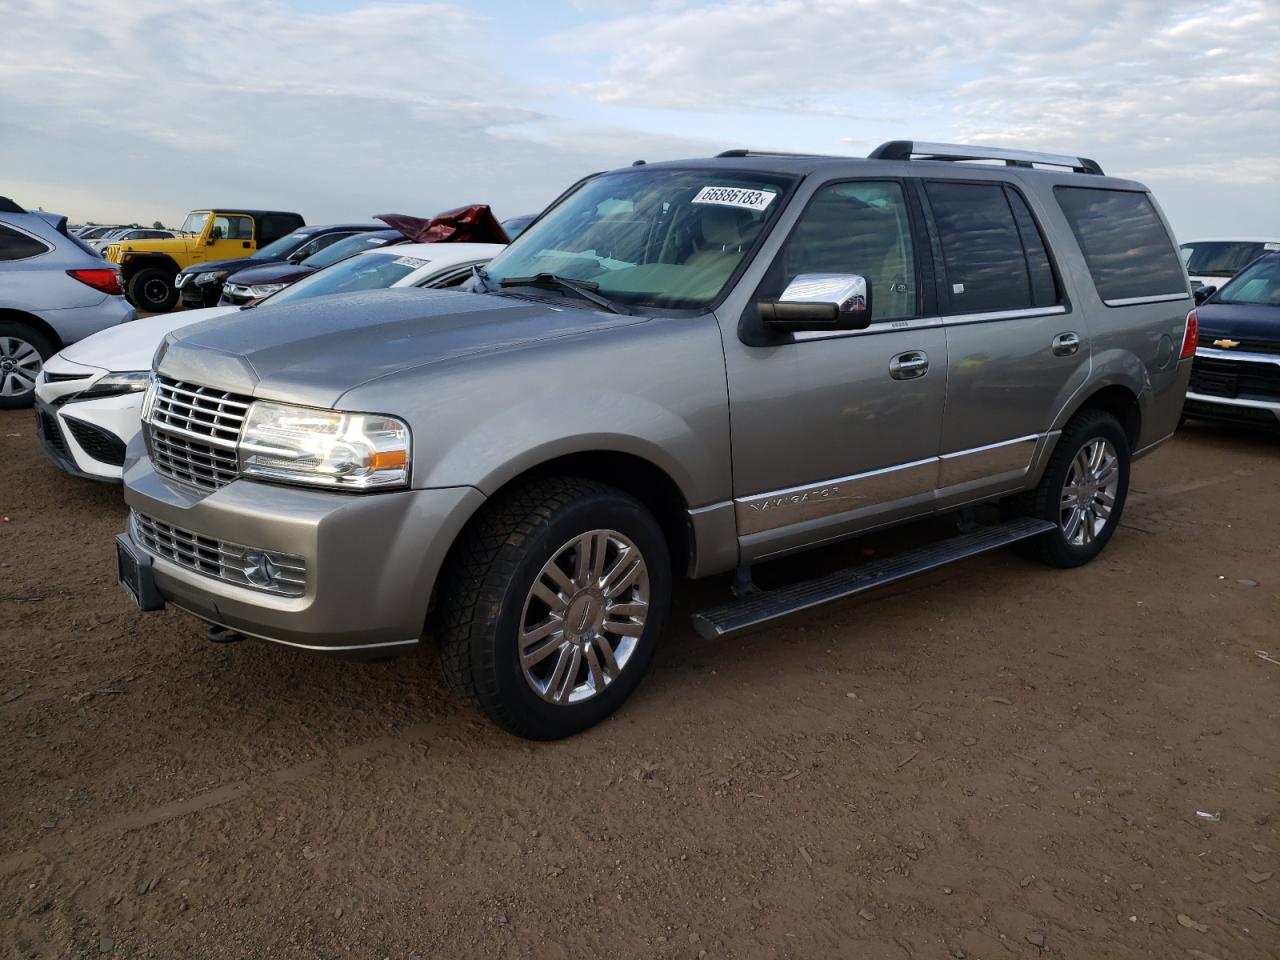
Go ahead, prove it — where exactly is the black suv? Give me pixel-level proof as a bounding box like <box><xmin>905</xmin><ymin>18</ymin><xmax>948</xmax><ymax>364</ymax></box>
<box><xmin>1186</xmin><ymin>252</ymin><xmax>1280</xmax><ymax>430</ymax></box>
<box><xmin>176</xmin><ymin>223</ymin><xmax>383</xmax><ymax>308</ymax></box>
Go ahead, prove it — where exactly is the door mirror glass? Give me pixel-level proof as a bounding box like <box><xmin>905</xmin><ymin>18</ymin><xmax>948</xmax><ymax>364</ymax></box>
<box><xmin>760</xmin><ymin>274</ymin><xmax>872</xmax><ymax>331</ymax></box>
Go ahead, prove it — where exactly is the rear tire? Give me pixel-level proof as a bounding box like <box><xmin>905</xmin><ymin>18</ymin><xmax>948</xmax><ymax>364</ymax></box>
<box><xmin>1018</xmin><ymin>409</ymin><xmax>1131</xmax><ymax>568</ymax></box>
<box><xmin>0</xmin><ymin>322</ymin><xmax>55</xmax><ymax>409</ymax></box>
<box><xmin>127</xmin><ymin>267</ymin><xmax>178</xmax><ymax>313</ymax></box>
<box><xmin>436</xmin><ymin>476</ymin><xmax>671</xmax><ymax>740</ymax></box>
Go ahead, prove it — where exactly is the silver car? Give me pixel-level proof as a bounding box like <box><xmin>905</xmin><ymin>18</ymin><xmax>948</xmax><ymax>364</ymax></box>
<box><xmin>118</xmin><ymin>142</ymin><xmax>1194</xmax><ymax>739</ymax></box>
<box><xmin>0</xmin><ymin>198</ymin><xmax>137</xmax><ymax>407</ymax></box>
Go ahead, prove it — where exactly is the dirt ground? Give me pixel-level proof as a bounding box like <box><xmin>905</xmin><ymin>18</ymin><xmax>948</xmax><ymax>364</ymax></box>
<box><xmin>1</xmin><ymin>409</ymin><xmax>1277</xmax><ymax>960</ymax></box>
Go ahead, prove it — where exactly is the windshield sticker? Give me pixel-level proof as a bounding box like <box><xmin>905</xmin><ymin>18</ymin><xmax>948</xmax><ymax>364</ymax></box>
<box><xmin>393</xmin><ymin>256</ymin><xmax>429</xmax><ymax>268</ymax></box>
<box><xmin>367</xmin><ymin>237</ymin><xmax>388</xmax><ymax>244</ymax></box>
<box><xmin>1265</xmin><ymin>242</ymin><xmax>1280</xmax><ymax>251</ymax></box>
<box><xmin>691</xmin><ymin>186</ymin><xmax>776</xmax><ymax>212</ymax></box>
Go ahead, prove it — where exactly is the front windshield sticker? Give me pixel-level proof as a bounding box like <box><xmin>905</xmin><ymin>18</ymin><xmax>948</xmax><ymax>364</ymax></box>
<box><xmin>393</xmin><ymin>256</ymin><xmax>429</xmax><ymax>268</ymax></box>
<box><xmin>691</xmin><ymin>186</ymin><xmax>777</xmax><ymax>211</ymax></box>
<box><xmin>1266</xmin><ymin>242</ymin><xmax>1280</xmax><ymax>251</ymax></box>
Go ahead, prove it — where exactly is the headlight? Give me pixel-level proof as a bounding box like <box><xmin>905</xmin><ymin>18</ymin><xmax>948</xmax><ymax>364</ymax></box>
<box><xmin>247</xmin><ymin>283</ymin><xmax>286</xmax><ymax>299</ymax></box>
<box><xmin>238</xmin><ymin>400</ymin><xmax>411</xmax><ymax>490</ymax></box>
<box><xmin>194</xmin><ymin>271</ymin><xmax>228</xmax><ymax>286</ymax></box>
<box><xmin>74</xmin><ymin>371</ymin><xmax>152</xmax><ymax>401</ymax></box>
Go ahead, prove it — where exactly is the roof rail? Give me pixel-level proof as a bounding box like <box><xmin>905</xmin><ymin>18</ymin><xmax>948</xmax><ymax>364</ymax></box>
<box><xmin>869</xmin><ymin>140</ymin><xmax>1103</xmax><ymax>176</ymax></box>
<box><xmin>0</xmin><ymin>197</ymin><xmax>26</xmax><ymax>214</ymax></box>
<box><xmin>716</xmin><ymin>148</ymin><xmax>846</xmax><ymax>160</ymax></box>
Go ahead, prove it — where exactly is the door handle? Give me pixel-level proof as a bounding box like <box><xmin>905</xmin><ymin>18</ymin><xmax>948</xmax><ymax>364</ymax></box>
<box><xmin>1052</xmin><ymin>332</ymin><xmax>1081</xmax><ymax>356</ymax></box>
<box><xmin>889</xmin><ymin>350</ymin><xmax>929</xmax><ymax>380</ymax></box>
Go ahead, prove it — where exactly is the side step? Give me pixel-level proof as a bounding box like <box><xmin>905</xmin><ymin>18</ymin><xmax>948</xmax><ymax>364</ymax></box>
<box><xmin>690</xmin><ymin>517</ymin><xmax>1056</xmax><ymax>639</ymax></box>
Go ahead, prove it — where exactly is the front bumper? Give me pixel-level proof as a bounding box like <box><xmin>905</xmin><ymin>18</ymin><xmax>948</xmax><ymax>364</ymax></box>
<box><xmin>178</xmin><ymin>275</ymin><xmax>223</xmax><ymax>309</ymax></box>
<box><xmin>1186</xmin><ymin>347</ymin><xmax>1280</xmax><ymax>429</ymax></box>
<box><xmin>121</xmin><ymin>453</ymin><xmax>486</xmax><ymax>654</ymax></box>
<box><xmin>34</xmin><ymin>356</ymin><xmax>143</xmax><ymax>482</ymax></box>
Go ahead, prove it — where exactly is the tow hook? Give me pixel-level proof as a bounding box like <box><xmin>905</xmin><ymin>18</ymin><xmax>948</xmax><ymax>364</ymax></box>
<box><xmin>206</xmin><ymin>625</ymin><xmax>246</xmax><ymax>644</ymax></box>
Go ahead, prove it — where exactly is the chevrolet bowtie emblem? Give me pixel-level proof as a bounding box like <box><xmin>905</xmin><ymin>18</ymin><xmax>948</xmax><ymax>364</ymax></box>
<box><xmin>1212</xmin><ymin>339</ymin><xmax>1240</xmax><ymax>349</ymax></box>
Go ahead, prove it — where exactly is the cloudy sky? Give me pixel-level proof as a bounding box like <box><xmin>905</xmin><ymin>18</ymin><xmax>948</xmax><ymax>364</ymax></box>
<box><xmin>2</xmin><ymin>0</ymin><xmax>1276</xmax><ymax>239</ymax></box>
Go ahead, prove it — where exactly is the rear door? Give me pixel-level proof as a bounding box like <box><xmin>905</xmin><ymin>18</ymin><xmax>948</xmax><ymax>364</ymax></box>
<box><xmin>920</xmin><ymin>179</ymin><xmax>1089</xmax><ymax>504</ymax></box>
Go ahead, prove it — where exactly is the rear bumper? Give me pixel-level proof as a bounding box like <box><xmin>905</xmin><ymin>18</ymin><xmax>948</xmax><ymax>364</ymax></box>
<box><xmin>121</xmin><ymin>452</ymin><xmax>486</xmax><ymax>653</ymax></box>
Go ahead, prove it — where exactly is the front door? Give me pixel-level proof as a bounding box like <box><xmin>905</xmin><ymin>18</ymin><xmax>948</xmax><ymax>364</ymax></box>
<box><xmin>204</xmin><ymin>213</ymin><xmax>255</xmax><ymax>261</ymax></box>
<box><xmin>720</xmin><ymin>179</ymin><xmax>948</xmax><ymax>563</ymax></box>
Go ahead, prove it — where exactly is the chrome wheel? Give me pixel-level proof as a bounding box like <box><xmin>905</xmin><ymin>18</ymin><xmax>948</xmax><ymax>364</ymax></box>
<box><xmin>1060</xmin><ymin>438</ymin><xmax>1119</xmax><ymax>547</ymax></box>
<box><xmin>0</xmin><ymin>336</ymin><xmax>41</xmax><ymax>398</ymax></box>
<box><xmin>519</xmin><ymin>529</ymin><xmax>649</xmax><ymax>706</ymax></box>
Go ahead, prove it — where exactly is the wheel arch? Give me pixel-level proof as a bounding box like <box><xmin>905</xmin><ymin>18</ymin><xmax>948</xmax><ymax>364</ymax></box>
<box><xmin>121</xmin><ymin>253</ymin><xmax>180</xmax><ymax>281</ymax></box>
<box><xmin>0</xmin><ymin>308</ymin><xmax>63</xmax><ymax>351</ymax></box>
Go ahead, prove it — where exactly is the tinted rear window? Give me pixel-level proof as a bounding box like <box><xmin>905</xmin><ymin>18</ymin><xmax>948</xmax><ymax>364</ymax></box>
<box><xmin>0</xmin><ymin>224</ymin><xmax>50</xmax><ymax>261</ymax></box>
<box><xmin>1055</xmin><ymin>188</ymin><xmax>1186</xmax><ymax>303</ymax></box>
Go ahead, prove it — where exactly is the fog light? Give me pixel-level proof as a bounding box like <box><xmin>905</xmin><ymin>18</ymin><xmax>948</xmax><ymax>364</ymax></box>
<box><xmin>242</xmin><ymin>551</ymin><xmax>281</xmax><ymax>589</ymax></box>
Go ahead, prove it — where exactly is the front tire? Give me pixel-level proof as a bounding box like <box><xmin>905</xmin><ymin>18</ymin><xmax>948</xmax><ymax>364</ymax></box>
<box><xmin>437</xmin><ymin>477</ymin><xmax>671</xmax><ymax>740</ymax></box>
<box><xmin>127</xmin><ymin>267</ymin><xmax>178</xmax><ymax>313</ymax></box>
<box><xmin>0</xmin><ymin>323</ymin><xmax>55</xmax><ymax>409</ymax></box>
<box><xmin>1020</xmin><ymin>409</ymin><xmax>1131</xmax><ymax>568</ymax></box>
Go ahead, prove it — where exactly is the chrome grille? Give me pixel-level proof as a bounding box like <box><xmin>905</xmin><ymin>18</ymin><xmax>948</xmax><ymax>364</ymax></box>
<box><xmin>130</xmin><ymin>511</ymin><xmax>306</xmax><ymax>597</ymax></box>
<box><xmin>146</xmin><ymin>376</ymin><xmax>250</xmax><ymax>490</ymax></box>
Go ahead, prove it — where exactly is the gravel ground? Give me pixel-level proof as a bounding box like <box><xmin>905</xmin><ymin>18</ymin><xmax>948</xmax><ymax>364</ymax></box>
<box><xmin>1</xmin><ymin>409</ymin><xmax>1277</xmax><ymax>959</ymax></box>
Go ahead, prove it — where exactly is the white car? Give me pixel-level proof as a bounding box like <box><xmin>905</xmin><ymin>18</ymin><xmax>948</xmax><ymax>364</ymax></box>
<box><xmin>34</xmin><ymin>241</ymin><xmax>503</xmax><ymax>482</ymax></box>
<box><xmin>1180</xmin><ymin>237</ymin><xmax>1280</xmax><ymax>291</ymax></box>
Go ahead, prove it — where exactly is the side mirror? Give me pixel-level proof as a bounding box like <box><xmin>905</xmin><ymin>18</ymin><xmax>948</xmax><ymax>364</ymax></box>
<box><xmin>1193</xmin><ymin>284</ymin><xmax>1216</xmax><ymax>305</ymax></box>
<box><xmin>759</xmin><ymin>274</ymin><xmax>872</xmax><ymax>332</ymax></box>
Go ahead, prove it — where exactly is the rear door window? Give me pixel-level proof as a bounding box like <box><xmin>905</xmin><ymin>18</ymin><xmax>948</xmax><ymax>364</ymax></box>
<box><xmin>1055</xmin><ymin>187</ymin><xmax>1186</xmax><ymax>304</ymax></box>
<box><xmin>924</xmin><ymin>181</ymin><xmax>1033</xmax><ymax>313</ymax></box>
<box><xmin>0</xmin><ymin>224</ymin><xmax>51</xmax><ymax>261</ymax></box>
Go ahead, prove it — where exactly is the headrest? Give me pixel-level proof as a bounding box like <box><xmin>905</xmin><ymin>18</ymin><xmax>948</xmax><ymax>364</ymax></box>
<box><xmin>699</xmin><ymin>206</ymin><xmax>746</xmax><ymax>247</ymax></box>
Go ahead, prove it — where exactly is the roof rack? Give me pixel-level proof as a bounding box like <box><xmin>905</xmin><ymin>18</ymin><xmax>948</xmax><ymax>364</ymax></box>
<box><xmin>0</xmin><ymin>197</ymin><xmax>26</xmax><ymax>214</ymax></box>
<box><xmin>869</xmin><ymin>140</ymin><xmax>1103</xmax><ymax>176</ymax></box>
<box><xmin>716</xmin><ymin>148</ymin><xmax>845</xmax><ymax>160</ymax></box>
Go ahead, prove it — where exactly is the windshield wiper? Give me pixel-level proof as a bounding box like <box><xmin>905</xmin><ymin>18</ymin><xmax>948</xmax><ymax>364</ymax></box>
<box><xmin>498</xmin><ymin>272</ymin><xmax>633</xmax><ymax>315</ymax></box>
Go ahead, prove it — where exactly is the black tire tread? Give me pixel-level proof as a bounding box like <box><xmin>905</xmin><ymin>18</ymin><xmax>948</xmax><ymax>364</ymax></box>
<box><xmin>435</xmin><ymin>475</ymin><xmax>617</xmax><ymax>734</ymax></box>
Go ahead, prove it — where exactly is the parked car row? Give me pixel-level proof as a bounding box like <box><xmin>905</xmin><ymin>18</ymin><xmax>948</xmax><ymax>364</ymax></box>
<box><xmin>7</xmin><ymin>142</ymin><xmax>1273</xmax><ymax>741</ymax></box>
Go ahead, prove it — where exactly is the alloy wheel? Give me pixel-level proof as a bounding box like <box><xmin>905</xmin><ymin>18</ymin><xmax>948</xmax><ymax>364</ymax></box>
<box><xmin>0</xmin><ymin>337</ymin><xmax>41</xmax><ymax>398</ymax></box>
<box><xmin>1059</xmin><ymin>438</ymin><xmax>1120</xmax><ymax>547</ymax></box>
<box><xmin>519</xmin><ymin>529</ymin><xmax>649</xmax><ymax>706</ymax></box>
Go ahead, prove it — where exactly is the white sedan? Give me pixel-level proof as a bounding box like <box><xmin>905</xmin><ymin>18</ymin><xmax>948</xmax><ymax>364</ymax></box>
<box><xmin>34</xmin><ymin>241</ymin><xmax>503</xmax><ymax>482</ymax></box>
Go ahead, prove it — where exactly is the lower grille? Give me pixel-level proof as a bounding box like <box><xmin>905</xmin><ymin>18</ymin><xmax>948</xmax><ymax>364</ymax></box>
<box><xmin>64</xmin><ymin>416</ymin><xmax>126</xmax><ymax>466</ymax></box>
<box><xmin>38</xmin><ymin>410</ymin><xmax>69</xmax><ymax>457</ymax></box>
<box><xmin>130</xmin><ymin>511</ymin><xmax>307</xmax><ymax>597</ymax></box>
<box><xmin>1189</xmin><ymin>357</ymin><xmax>1280</xmax><ymax>401</ymax></box>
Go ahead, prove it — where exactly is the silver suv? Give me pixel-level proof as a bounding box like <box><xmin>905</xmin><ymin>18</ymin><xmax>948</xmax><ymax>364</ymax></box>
<box><xmin>1</xmin><ymin>197</ymin><xmax>136</xmax><ymax>407</ymax></box>
<box><xmin>117</xmin><ymin>142</ymin><xmax>1194</xmax><ymax>739</ymax></box>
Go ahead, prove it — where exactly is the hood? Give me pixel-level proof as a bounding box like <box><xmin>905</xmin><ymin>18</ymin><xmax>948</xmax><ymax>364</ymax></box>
<box><xmin>225</xmin><ymin>261</ymin><xmax>314</xmax><ymax>285</ymax></box>
<box><xmin>63</xmin><ymin>306</ymin><xmax>240</xmax><ymax>372</ymax></box>
<box><xmin>1196</xmin><ymin>300</ymin><xmax>1280</xmax><ymax>344</ymax></box>
<box><xmin>180</xmin><ymin>255</ymin><xmax>285</xmax><ymax>276</ymax></box>
<box><xmin>160</xmin><ymin>287</ymin><xmax>645</xmax><ymax>408</ymax></box>
<box><xmin>114</xmin><ymin>236</ymin><xmax>194</xmax><ymax>261</ymax></box>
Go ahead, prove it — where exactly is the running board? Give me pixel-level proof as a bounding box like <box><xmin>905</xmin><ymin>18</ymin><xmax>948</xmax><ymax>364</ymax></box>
<box><xmin>690</xmin><ymin>517</ymin><xmax>1056</xmax><ymax>639</ymax></box>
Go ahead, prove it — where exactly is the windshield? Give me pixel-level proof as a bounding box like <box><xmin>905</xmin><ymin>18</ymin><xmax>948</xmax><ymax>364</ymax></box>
<box><xmin>179</xmin><ymin>212</ymin><xmax>209</xmax><ymax>236</ymax></box>
<box><xmin>259</xmin><ymin>251</ymin><xmax>428</xmax><ymax>307</ymax></box>
<box><xmin>251</xmin><ymin>231</ymin><xmax>310</xmax><ymax>260</ymax></box>
<box><xmin>302</xmin><ymin>232</ymin><xmax>394</xmax><ymax>269</ymax></box>
<box><xmin>1181</xmin><ymin>241</ymin><xmax>1273</xmax><ymax>277</ymax></box>
<box><xmin>482</xmin><ymin>169</ymin><xmax>795</xmax><ymax>310</ymax></box>
<box><xmin>1214</xmin><ymin>256</ymin><xmax>1280</xmax><ymax>307</ymax></box>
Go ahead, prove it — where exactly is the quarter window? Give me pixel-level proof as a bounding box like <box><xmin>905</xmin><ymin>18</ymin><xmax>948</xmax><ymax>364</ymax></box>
<box><xmin>925</xmin><ymin>181</ymin><xmax>1034</xmax><ymax>314</ymax></box>
<box><xmin>771</xmin><ymin>180</ymin><xmax>918</xmax><ymax>322</ymax></box>
<box><xmin>1055</xmin><ymin>187</ymin><xmax>1186</xmax><ymax>303</ymax></box>
<box><xmin>0</xmin><ymin>224</ymin><xmax>50</xmax><ymax>261</ymax></box>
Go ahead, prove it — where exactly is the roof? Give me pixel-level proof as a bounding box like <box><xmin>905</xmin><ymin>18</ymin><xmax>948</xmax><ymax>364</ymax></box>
<box><xmin>190</xmin><ymin>209</ymin><xmax>305</xmax><ymax>219</ymax></box>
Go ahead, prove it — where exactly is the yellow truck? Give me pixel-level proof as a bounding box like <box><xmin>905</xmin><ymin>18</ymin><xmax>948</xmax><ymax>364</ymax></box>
<box><xmin>105</xmin><ymin>209</ymin><xmax>305</xmax><ymax>312</ymax></box>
